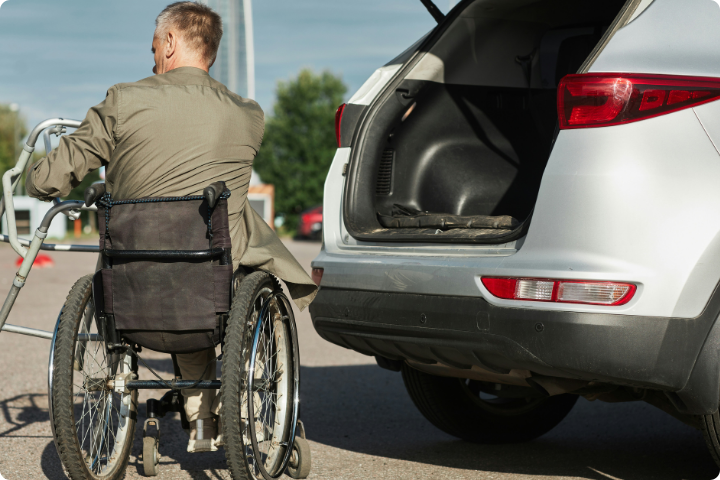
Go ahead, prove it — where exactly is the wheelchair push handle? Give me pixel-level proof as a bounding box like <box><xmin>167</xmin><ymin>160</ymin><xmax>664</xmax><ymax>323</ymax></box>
<box><xmin>84</xmin><ymin>182</ymin><xmax>106</xmax><ymax>207</ymax></box>
<box><xmin>203</xmin><ymin>181</ymin><xmax>227</xmax><ymax>209</ymax></box>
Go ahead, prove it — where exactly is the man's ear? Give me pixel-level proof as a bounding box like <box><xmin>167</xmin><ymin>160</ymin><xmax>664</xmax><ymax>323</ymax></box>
<box><xmin>166</xmin><ymin>31</ymin><xmax>176</xmax><ymax>58</ymax></box>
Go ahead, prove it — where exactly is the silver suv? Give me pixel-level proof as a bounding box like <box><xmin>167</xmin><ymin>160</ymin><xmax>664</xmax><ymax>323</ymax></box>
<box><xmin>310</xmin><ymin>0</ymin><xmax>720</xmax><ymax>462</ymax></box>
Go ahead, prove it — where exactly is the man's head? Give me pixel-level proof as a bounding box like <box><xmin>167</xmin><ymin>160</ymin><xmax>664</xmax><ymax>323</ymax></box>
<box><xmin>152</xmin><ymin>2</ymin><xmax>223</xmax><ymax>75</ymax></box>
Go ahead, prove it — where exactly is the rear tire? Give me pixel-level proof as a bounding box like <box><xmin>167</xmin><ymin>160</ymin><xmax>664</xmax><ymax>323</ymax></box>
<box><xmin>221</xmin><ymin>272</ymin><xmax>299</xmax><ymax>480</ymax></box>
<box><xmin>401</xmin><ymin>364</ymin><xmax>577</xmax><ymax>443</ymax></box>
<box><xmin>701</xmin><ymin>411</ymin><xmax>720</xmax><ymax>467</ymax></box>
<box><xmin>50</xmin><ymin>275</ymin><xmax>137</xmax><ymax>479</ymax></box>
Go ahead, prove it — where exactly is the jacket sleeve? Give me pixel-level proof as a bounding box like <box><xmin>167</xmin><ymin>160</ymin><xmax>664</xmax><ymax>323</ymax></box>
<box><xmin>25</xmin><ymin>86</ymin><xmax>119</xmax><ymax>201</ymax></box>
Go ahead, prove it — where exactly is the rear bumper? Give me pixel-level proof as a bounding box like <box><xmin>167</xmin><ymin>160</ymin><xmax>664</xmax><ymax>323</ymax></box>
<box><xmin>310</xmin><ymin>286</ymin><xmax>720</xmax><ymax>415</ymax></box>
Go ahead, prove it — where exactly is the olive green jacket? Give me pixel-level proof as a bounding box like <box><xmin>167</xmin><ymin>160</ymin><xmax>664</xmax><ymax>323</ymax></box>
<box><xmin>26</xmin><ymin>66</ymin><xmax>317</xmax><ymax>310</ymax></box>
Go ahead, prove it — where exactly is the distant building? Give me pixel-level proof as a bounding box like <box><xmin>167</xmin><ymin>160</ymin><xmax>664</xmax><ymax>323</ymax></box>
<box><xmin>248</xmin><ymin>170</ymin><xmax>274</xmax><ymax>229</ymax></box>
<box><xmin>201</xmin><ymin>0</ymin><xmax>255</xmax><ymax>99</ymax></box>
<box><xmin>1</xmin><ymin>197</ymin><xmax>66</xmax><ymax>239</ymax></box>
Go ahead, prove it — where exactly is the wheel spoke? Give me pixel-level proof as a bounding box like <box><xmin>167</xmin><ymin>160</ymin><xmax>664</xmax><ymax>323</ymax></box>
<box><xmin>70</xmin><ymin>302</ymin><xmax>134</xmax><ymax>475</ymax></box>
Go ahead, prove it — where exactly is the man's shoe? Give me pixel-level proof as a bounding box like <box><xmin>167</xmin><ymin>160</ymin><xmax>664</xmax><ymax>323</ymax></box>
<box><xmin>187</xmin><ymin>418</ymin><xmax>218</xmax><ymax>453</ymax></box>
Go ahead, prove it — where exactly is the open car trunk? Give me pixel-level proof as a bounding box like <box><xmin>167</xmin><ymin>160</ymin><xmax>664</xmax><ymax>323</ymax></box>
<box><xmin>343</xmin><ymin>0</ymin><xmax>633</xmax><ymax>244</ymax></box>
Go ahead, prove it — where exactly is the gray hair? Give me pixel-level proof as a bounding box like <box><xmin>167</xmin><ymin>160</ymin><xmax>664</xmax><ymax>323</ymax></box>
<box><xmin>155</xmin><ymin>2</ymin><xmax>223</xmax><ymax>66</ymax></box>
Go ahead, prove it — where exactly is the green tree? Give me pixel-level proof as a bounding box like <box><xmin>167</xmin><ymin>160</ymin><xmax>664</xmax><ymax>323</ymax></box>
<box><xmin>254</xmin><ymin>69</ymin><xmax>347</xmax><ymax>231</ymax></box>
<box><xmin>0</xmin><ymin>104</ymin><xmax>27</xmax><ymax>189</ymax></box>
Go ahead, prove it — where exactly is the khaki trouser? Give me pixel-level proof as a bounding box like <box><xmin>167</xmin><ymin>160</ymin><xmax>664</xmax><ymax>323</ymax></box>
<box><xmin>175</xmin><ymin>347</ymin><xmax>222</xmax><ymax>422</ymax></box>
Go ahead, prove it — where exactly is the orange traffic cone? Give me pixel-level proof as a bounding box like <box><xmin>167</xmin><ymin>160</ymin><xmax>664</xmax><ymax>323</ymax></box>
<box><xmin>15</xmin><ymin>254</ymin><xmax>54</xmax><ymax>268</ymax></box>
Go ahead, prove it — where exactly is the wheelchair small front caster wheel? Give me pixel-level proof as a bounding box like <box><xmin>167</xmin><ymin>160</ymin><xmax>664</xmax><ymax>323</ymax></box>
<box><xmin>143</xmin><ymin>436</ymin><xmax>159</xmax><ymax>476</ymax></box>
<box><xmin>286</xmin><ymin>437</ymin><xmax>312</xmax><ymax>479</ymax></box>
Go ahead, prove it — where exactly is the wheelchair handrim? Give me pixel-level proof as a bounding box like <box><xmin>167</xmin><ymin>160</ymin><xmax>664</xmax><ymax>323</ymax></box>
<box><xmin>247</xmin><ymin>290</ymin><xmax>300</xmax><ymax>480</ymax></box>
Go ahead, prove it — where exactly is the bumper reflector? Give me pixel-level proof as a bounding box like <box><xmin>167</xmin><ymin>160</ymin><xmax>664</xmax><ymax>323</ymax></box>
<box><xmin>482</xmin><ymin>277</ymin><xmax>636</xmax><ymax>306</ymax></box>
<box><xmin>311</xmin><ymin>268</ymin><xmax>324</xmax><ymax>287</ymax></box>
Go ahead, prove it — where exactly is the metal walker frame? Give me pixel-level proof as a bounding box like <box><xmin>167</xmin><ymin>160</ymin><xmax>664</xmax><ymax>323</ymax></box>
<box><xmin>0</xmin><ymin>118</ymin><xmax>97</xmax><ymax>340</ymax></box>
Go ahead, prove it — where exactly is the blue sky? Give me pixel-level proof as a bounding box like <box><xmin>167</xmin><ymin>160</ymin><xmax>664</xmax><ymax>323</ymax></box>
<box><xmin>0</xmin><ymin>0</ymin><xmax>451</xmax><ymax>132</ymax></box>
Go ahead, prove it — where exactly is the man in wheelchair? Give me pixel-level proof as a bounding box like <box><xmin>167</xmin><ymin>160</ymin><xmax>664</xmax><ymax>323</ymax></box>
<box><xmin>25</xmin><ymin>0</ymin><xmax>317</xmax><ymax>461</ymax></box>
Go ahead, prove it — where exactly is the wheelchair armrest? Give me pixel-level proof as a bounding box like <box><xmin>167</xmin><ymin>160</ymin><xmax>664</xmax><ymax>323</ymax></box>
<box><xmin>203</xmin><ymin>181</ymin><xmax>227</xmax><ymax>209</ymax></box>
<box><xmin>84</xmin><ymin>182</ymin><xmax>106</xmax><ymax>207</ymax></box>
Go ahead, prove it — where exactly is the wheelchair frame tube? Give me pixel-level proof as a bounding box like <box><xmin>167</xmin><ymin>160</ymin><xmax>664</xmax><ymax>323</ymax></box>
<box><xmin>126</xmin><ymin>380</ymin><xmax>222</xmax><ymax>390</ymax></box>
<box><xmin>2</xmin><ymin>323</ymin><xmax>55</xmax><ymax>340</ymax></box>
<box><xmin>104</xmin><ymin>248</ymin><xmax>226</xmax><ymax>260</ymax></box>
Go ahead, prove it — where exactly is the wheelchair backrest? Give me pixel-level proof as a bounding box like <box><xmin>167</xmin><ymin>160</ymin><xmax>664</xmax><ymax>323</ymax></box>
<box><xmin>93</xmin><ymin>185</ymin><xmax>233</xmax><ymax>353</ymax></box>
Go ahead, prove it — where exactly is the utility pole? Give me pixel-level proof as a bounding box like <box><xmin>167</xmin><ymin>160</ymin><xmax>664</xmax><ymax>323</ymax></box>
<box><xmin>9</xmin><ymin>104</ymin><xmax>20</xmax><ymax>195</ymax></box>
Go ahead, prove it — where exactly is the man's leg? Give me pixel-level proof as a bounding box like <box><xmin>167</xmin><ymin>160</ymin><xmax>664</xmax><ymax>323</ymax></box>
<box><xmin>175</xmin><ymin>347</ymin><xmax>218</xmax><ymax>451</ymax></box>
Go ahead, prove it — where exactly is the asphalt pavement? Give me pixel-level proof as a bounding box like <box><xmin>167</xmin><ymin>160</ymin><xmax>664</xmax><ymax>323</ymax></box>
<box><xmin>0</xmin><ymin>239</ymin><xmax>717</xmax><ymax>479</ymax></box>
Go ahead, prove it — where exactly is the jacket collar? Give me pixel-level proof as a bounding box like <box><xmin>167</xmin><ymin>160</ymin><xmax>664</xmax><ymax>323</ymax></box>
<box><xmin>166</xmin><ymin>66</ymin><xmax>210</xmax><ymax>76</ymax></box>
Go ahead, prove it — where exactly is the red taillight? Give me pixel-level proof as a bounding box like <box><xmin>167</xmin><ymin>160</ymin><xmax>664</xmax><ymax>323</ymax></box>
<box><xmin>481</xmin><ymin>277</ymin><xmax>636</xmax><ymax>306</ymax></box>
<box><xmin>335</xmin><ymin>103</ymin><xmax>346</xmax><ymax>148</ymax></box>
<box><xmin>480</xmin><ymin>278</ymin><xmax>517</xmax><ymax>300</ymax></box>
<box><xmin>311</xmin><ymin>268</ymin><xmax>324</xmax><ymax>286</ymax></box>
<box><xmin>558</xmin><ymin>74</ymin><xmax>720</xmax><ymax>129</ymax></box>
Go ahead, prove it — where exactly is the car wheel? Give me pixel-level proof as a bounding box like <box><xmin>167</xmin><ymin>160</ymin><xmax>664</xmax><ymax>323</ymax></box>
<box><xmin>701</xmin><ymin>411</ymin><xmax>720</xmax><ymax>467</ymax></box>
<box><xmin>401</xmin><ymin>364</ymin><xmax>578</xmax><ymax>443</ymax></box>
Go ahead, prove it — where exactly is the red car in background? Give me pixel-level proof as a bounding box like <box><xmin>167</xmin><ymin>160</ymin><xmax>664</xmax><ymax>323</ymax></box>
<box><xmin>296</xmin><ymin>205</ymin><xmax>323</xmax><ymax>241</ymax></box>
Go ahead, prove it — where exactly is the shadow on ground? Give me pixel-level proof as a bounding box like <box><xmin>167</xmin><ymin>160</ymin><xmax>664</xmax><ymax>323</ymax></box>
<box><xmin>300</xmin><ymin>364</ymin><xmax>718</xmax><ymax>480</ymax></box>
<box><xmin>19</xmin><ymin>363</ymin><xmax>720</xmax><ymax>479</ymax></box>
<box><xmin>0</xmin><ymin>393</ymin><xmax>49</xmax><ymax>438</ymax></box>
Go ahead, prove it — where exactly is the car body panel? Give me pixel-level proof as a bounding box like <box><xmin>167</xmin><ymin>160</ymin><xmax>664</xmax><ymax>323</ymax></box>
<box><xmin>348</xmin><ymin>65</ymin><xmax>403</xmax><ymax>106</ymax></box>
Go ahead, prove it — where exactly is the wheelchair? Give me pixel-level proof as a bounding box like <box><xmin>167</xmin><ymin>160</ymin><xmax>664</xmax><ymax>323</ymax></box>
<box><xmin>0</xmin><ymin>119</ymin><xmax>311</xmax><ymax>480</ymax></box>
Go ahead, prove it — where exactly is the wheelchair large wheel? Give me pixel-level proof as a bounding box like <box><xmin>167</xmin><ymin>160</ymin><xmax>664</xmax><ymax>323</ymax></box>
<box><xmin>221</xmin><ymin>272</ymin><xmax>300</xmax><ymax>480</ymax></box>
<box><xmin>49</xmin><ymin>275</ymin><xmax>138</xmax><ymax>479</ymax></box>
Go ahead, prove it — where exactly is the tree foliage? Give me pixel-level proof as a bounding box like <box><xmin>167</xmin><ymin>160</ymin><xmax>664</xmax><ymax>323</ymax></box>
<box><xmin>0</xmin><ymin>104</ymin><xmax>27</xmax><ymax>189</ymax></box>
<box><xmin>254</xmin><ymin>69</ymin><xmax>347</xmax><ymax>230</ymax></box>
